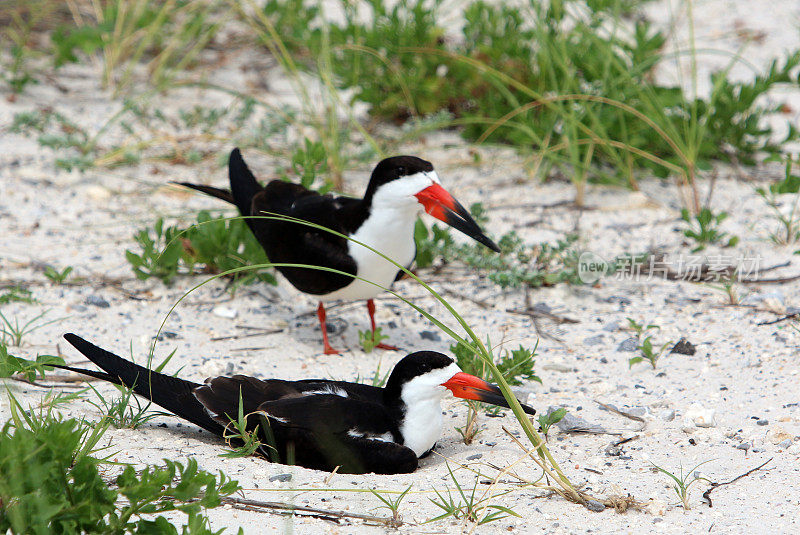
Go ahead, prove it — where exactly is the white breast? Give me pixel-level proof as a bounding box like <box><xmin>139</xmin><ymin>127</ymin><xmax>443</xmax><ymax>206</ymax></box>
<box><xmin>399</xmin><ymin>397</ymin><xmax>444</xmax><ymax>457</ymax></box>
<box><xmin>321</xmin><ymin>205</ymin><xmax>418</xmax><ymax>301</ymax></box>
<box><xmin>397</xmin><ymin>362</ymin><xmax>461</xmax><ymax>457</ymax></box>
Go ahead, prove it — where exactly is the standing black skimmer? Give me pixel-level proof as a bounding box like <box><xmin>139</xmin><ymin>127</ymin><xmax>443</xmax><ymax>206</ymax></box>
<box><xmin>58</xmin><ymin>334</ymin><xmax>535</xmax><ymax>474</ymax></box>
<box><xmin>177</xmin><ymin>149</ymin><xmax>499</xmax><ymax>354</ymax></box>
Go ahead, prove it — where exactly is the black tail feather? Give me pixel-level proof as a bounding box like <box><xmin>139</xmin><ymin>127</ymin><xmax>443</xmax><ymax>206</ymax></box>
<box><xmin>173</xmin><ymin>182</ymin><xmax>235</xmax><ymax>205</ymax></box>
<box><xmin>62</xmin><ymin>334</ymin><xmax>224</xmax><ymax>435</ymax></box>
<box><xmin>228</xmin><ymin>148</ymin><xmax>262</xmax><ymax>219</ymax></box>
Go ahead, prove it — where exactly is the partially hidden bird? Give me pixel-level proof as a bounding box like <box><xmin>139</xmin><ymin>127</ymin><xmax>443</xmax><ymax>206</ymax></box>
<box><xmin>57</xmin><ymin>333</ymin><xmax>535</xmax><ymax>475</ymax></box>
<box><xmin>177</xmin><ymin>149</ymin><xmax>499</xmax><ymax>354</ymax></box>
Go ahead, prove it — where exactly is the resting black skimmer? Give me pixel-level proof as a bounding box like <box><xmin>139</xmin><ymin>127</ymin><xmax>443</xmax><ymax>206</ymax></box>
<box><xmin>58</xmin><ymin>334</ymin><xmax>535</xmax><ymax>474</ymax></box>
<box><xmin>177</xmin><ymin>149</ymin><xmax>499</xmax><ymax>354</ymax></box>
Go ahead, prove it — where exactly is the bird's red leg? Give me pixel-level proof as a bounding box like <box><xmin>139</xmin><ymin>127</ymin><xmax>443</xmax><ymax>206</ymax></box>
<box><xmin>366</xmin><ymin>299</ymin><xmax>398</xmax><ymax>351</ymax></box>
<box><xmin>317</xmin><ymin>302</ymin><xmax>340</xmax><ymax>355</ymax></box>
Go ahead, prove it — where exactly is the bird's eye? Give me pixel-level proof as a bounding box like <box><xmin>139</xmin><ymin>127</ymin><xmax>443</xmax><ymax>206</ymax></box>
<box><xmin>396</xmin><ymin>166</ymin><xmax>406</xmax><ymax>176</ymax></box>
<box><xmin>419</xmin><ymin>363</ymin><xmax>431</xmax><ymax>373</ymax></box>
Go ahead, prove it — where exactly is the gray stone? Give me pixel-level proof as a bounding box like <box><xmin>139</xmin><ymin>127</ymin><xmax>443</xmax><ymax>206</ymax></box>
<box><xmin>659</xmin><ymin>409</ymin><xmax>676</xmax><ymax>422</ymax></box>
<box><xmin>269</xmin><ymin>474</ymin><xmax>292</xmax><ymax>482</ymax></box>
<box><xmin>466</xmin><ymin>454</ymin><xmax>482</xmax><ymax>461</ymax></box>
<box><xmin>735</xmin><ymin>442</ymin><xmax>750</xmax><ymax>452</ymax></box>
<box><xmin>554</xmin><ymin>411</ymin><xmax>605</xmax><ymax>434</ymax></box>
<box><xmin>85</xmin><ymin>295</ymin><xmax>110</xmax><ymax>308</ymax></box>
<box><xmin>779</xmin><ymin>439</ymin><xmax>792</xmax><ymax>449</ymax></box>
<box><xmin>670</xmin><ymin>338</ymin><xmax>696</xmax><ymax>355</ymax></box>
<box><xmin>583</xmin><ymin>335</ymin><xmax>605</xmax><ymax>346</ymax></box>
<box><xmin>419</xmin><ymin>330</ymin><xmax>441</xmax><ymax>341</ymax></box>
<box><xmin>617</xmin><ymin>337</ymin><xmax>639</xmax><ymax>352</ymax></box>
<box><xmin>532</xmin><ymin>302</ymin><xmax>552</xmax><ymax>314</ymax></box>
<box><xmin>603</xmin><ymin>321</ymin><xmax>620</xmax><ymax>332</ymax></box>
<box><xmin>626</xmin><ymin>406</ymin><xmax>648</xmax><ymax>418</ymax></box>
<box><xmin>155</xmin><ymin>331</ymin><xmax>179</xmax><ymax>341</ymax></box>
<box><xmin>757</xmin><ymin>419</ymin><xmax>769</xmax><ymax>426</ymax></box>
<box><xmin>585</xmin><ymin>500</ymin><xmax>605</xmax><ymax>512</ymax></box>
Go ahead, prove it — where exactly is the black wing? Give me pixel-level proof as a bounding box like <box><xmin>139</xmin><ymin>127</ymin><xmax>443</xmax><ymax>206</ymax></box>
<box><xmin>249</xmin><ymin>184</ymin><xmax>366</xmax><ymax>294</ymax></box>
<box><xmin>196</xmin><ymin>377</ymin><xmax>416</xmax><ymax>474</ymax></box>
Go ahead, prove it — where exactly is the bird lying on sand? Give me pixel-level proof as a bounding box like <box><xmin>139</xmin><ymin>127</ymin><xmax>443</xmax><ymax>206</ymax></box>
<box><xmin>177</xmin><ymin>149</ymin><xmax>499</xmax><ymax>354</ymax></box>
<box><xmin>57</xmin><ymin>333</ymin><xmax>535</xmax><ymax>475</ymax></box>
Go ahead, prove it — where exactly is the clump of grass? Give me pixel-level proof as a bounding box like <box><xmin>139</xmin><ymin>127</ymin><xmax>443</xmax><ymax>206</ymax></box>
<box><xmin>537</xmin><ymin>407</ymin><xmax>567</xmax><ymax>441</ymax></box>
<box><xmin>705</xmin><ymin>274</ymin><xmax>741</xmax><ymax>305</ymax></box>
<box><xmin>0</xmin><ymin>310</ymin><xmax>62</xmax><ymax>347</ymax></box>
<box><xmin>450</xmin><ymin>339</ymin><xmax>539</xmax><ymax>444</ymax></box>
<box><xmin>86</xmin><ymin>383</ymin><xmax>169</xmax><ymax>430</ymax></box>
<box><xmin>451</xmin><ymin>340</ymin><xmax>540</xmax><ymax>386</ymax></box>
<box><xmin>626</xmin><ymin>318</ymin><xmax>671</xmax><ymax>369</ymax></box>
<box><xmin>51</xmin><ymin>0</ymin><xmax>222</xmax><ymax>94</ymax></box>
<box><xmin>757</xmin><ymin>155</ymin><xmax>800</xmax><ymax>244</ymax></box>
<box><xmin>126</xmin><ymin>212</ymin><xmax>278</xmax><ymax>288</ymax></box>
<box><xmin>681</xmin><ymin>208</ymin><xmax>739</xmax><ymax>252</ymax></box>
<box><xmin>626</xmin><ymin>317</ymin><xmax>659</xmax><ymax>339</ymax></box>
<box><xmin>0</xmin><ymin>1</ymin><xmax>58</xmax><ymax>94</ymax></box>
<box><xmin>0</xmin><ymin>342</ymin><xmax>65</xmax><ymax>382</ymax></box>
<box><xmin>370</xmin><ymin>485</ymin><xmax>412</xmax><ymax>528</ymax></box>
<box><xmin>428</xmin><ymin>463</ymin><xmax>520</xmax><ymax>525</ymax></box>
<box><xmin>652</xmin><ymin>460</ymin><xmax>713</xmax><ymax>511</ymax></box>
<box><xmin>0</xmin><ymin>392</ymin><xmax>241</xmax><ymax>534</ymax></box>
<box><xmin>355</xmin><ymin>359</ymin><xmax>392</xmax><ymax>388</ymax></box>
<box><xmin>220</xmin><ymin>391</ymin><xmax>264</xmax><ymax>459</ymax></box>
<box><xmin>629</xmin><ymin>336</ymin><xmax>672</xmax><ymax>369</ymax></box>
<box><xmin>358</xmin><ymin>327</ymin><xmax>390</xmax><ymax>353</ymax></box>
<box><xmin>0</xmin><ymin>286</ymin><xmax>36</xmax><ymax>305</ymax></box>
<box><xmin>43</xmin><ymin>265</ymin><xmax>73</xmax><ymax>284</ymax></box>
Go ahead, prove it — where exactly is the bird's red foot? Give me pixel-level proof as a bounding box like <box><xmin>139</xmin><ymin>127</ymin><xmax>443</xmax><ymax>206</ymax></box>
<box><xmin>322</xmin><ymin>344</ymin><xmax>341</xmax><ymax>355</ymax></box>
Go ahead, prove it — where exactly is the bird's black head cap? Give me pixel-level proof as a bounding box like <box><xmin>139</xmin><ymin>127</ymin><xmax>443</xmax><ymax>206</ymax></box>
<box><xmin>383</xmin><ymin>351</ymin><xmax>453</xmax><ymax>401</ymax></box>
<box><xmin>363</xmin><ymin>156</ymin><xmax>434</xmax><ymax>202</ymax></box>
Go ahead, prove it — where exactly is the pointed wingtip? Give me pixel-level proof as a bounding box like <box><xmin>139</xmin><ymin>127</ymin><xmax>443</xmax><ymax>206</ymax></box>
<box><xmin>229</xmin><ymin>147</ymin><xmax>242</xmax><ymax>163</ymax></box>
<box><xmin>485</xmin><ymin>238</ymin><xmax>501</xmax><ymax>253</ymax></box>
<box><xmin>63</xmin><ymin>332</ymin><xmax>81</xmax><ymax>345</ymax></box>
<box><xmin>63</xmin><ymin>333</ymin><xmax>94</xmax><ymax>353</ymax></box>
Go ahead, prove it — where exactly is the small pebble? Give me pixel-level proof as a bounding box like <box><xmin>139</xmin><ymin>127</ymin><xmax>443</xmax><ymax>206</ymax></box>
<box><xmin>670</xmin><ymin>338</ymin><xmax>696</xmax><ymax>355</ymax></box>
<box><xmin>583</xmin><ymin>334</ymin><xmax>604</xmax><ymax>346</ymax></box>
<box><xmin>419</xmin><ymin>330</ymin><xmax>440</xmax><ymax>341</ymax></box>
<box><xmin>532</xmin><ymin>302</ymin><xmax>552</xmax><ymax>314</ymax></box>
<box><xmin>684</xmin><ymin>403</ymin><xmax>716</xmax><ymax>428</ymax></box>
<box><xmin>585</xmin><ymin>500</ymin><xmax>605</xmax><ymax>512</ymax></box>
<box><xmin>603</xmin><ymin>321</ymin><xmax>620</xmax><ymax>332</ymax></box>
<box><xmin>735</xmin><ymin>442</ymin><xmax>750</xmax><ymax>452</ymax></box>
<box><xmin>757</xmin><ymin>419</ymin><xmax>769</xmax><ymax>426</ymax></box>
<box><xmin>659</xmin><ymin>409</ymin><xmax>676</xmax><ymax>422</ymax></box>
<box><xmin>616</xmin><ymin>338</ymin><xmax>639</xmax><ymax>352</ymax></box>
<box><xmin>466</xmin><ymin>454</ymin><xmax>482</xmax><ymax>461</ymax></box>
<box><xmin>269</xmin><ymin>474</ymin><xmax>292</xmax><ymax>482</ymax></box>
<box><xmin>213</xmin><ymin>306</ymin><xmax>238</xmax><ymax>319</ymax></box>
<box><xmin>552</xmin><ymin>408</ymin><xmax>607</xmax><ymax>434</ymax></box>
<box><xmin>85</xmin><ymin>295</ymin><xmax>110</xmax><ymax>308</ymax></box>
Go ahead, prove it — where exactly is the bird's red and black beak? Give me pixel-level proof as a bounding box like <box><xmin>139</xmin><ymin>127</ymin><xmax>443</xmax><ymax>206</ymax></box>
<box><xmin>415</xmin><ymin>184</ymin><xmax>500</xmax><ymax>253</ymax></box>
<box><xmin>441</xmin><ymin>372</ymin><xmax>536</xmax><ymax>415</ymax></box>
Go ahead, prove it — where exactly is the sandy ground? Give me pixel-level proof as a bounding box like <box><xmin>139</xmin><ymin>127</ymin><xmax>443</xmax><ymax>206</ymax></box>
<box><xmin>2</xmin><ymin>1</ymin><xmax>800</xmax><ymax>533</ymax></box>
